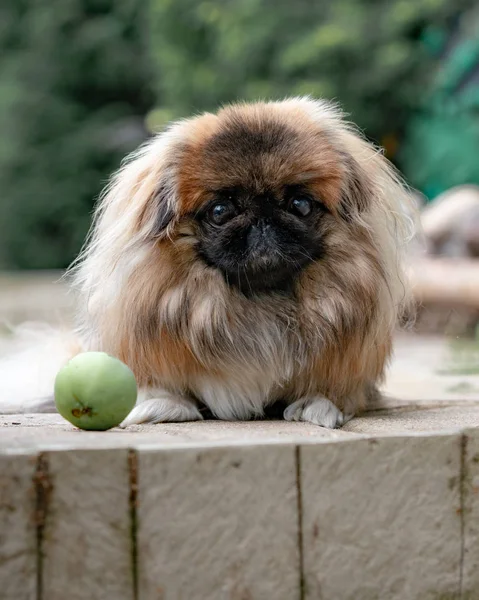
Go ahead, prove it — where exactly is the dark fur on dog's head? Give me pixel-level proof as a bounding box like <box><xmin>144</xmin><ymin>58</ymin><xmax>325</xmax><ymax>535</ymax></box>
<box><xmin>73</xmin><ymin>98</ymin><xmax>413</xmax><ymax>417</ymax></box>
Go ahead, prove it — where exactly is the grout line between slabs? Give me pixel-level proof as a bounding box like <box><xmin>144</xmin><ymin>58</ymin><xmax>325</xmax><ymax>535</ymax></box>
<box><xmin>128</xmin><ymin>449</ymin><xmax>139</xmax><ymax>600</ymax></box>
<box><xmin>295</xmin><ymin>446</ymin><xmax>305</xmax><ymax>600</ymax></box>
<box><xmin>34</xmin><ymin>453</ymin><xmax>51</xmax><ymax>600</ymax></box>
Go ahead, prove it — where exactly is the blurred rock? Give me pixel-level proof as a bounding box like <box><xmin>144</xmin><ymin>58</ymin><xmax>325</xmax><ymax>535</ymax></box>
<box><xmin>421</xmin><ymin>185</ymin><xmax>479</xmax><ymax>257</ymax></box>
<box><xmin>408</xmin><ymin>186</ymin><xmax>479</xmax><ymax>336</ymax></box>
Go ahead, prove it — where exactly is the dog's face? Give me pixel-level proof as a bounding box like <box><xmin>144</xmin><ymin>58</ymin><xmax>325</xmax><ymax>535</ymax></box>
<box><xmin>194</xmin><ymin>183</ymin><xmax>325</xmax><ymax>293</ymax></box>
<box><xmin>151</xmin><ymin>101</ymin><xmax>372</xmax><ymax>294</ymax></box>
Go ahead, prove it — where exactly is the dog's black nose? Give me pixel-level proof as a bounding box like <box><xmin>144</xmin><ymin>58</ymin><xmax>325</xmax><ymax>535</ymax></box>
<box><xmin>247</xmin><ymin>220</ymin><xmax>272</xmax><ymax>247</ymax></box>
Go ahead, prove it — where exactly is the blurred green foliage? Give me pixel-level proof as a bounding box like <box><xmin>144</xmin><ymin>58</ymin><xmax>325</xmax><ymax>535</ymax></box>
<box><xmin>0</xmin><ymin>0</ymin><xmax>154</xmax><ymax>269</ymax></box>
<box><xmin>148</xmin><ymin>0</ymin><xmax>471</xmax><ymax>142</ymax></box>
<box><xmin>0</xmin><ymin>0</ymin><xmax>478</xmax><ymax>269</ymax></box>
<box><xmin>401</xmin><ymin>7</ymin><xmax>479</xmax><ymax>199</ymax></box>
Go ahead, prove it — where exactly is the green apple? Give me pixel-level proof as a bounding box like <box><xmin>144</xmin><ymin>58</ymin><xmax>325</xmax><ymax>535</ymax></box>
<box><xmin>54</xmin><ymin>352</ymin><xmax>137</xmax><ymax>430</ymax></box>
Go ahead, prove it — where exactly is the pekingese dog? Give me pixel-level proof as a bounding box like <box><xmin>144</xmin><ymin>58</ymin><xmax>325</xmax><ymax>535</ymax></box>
<box><xmin>2</xmin><ymin>98</ymin><xmax>413</xmax><ymax>428</ymax></box>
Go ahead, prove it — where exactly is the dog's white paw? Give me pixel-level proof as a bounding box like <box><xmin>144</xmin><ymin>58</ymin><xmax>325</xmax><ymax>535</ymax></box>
<box><xmin>120</xmin><ymin>394</ymin><xmax>203</xmax><ymax>427</ymax></box>
<box><xmin>283</xmin><ymin>396</ymin><xmax>352</xmax><ymax>429</ymax></box>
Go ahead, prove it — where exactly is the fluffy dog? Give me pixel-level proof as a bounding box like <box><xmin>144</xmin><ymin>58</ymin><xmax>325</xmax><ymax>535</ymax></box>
<box><xmin>1</xmin><ymin>98</ymin><xmax>413</xmax><ymax>428</ymax></box>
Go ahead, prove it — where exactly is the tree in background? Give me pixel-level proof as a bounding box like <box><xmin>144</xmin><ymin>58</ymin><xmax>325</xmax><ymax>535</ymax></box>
<box><xmin>0</xmin><ymin>0</ymin><xmax>154</xmax><ymax>269</ymax></box>
<box><xmin>147</xmin><ymin>0</ymin><xmax>472</xmax><ymax>147</ymax></box>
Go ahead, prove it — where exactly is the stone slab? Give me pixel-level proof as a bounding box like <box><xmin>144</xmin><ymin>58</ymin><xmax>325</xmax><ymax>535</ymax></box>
<box><xmin>462</xmin><ymin>428</ymin><xmax>479</xmax><ymax>598</ymax></box>
<box><xmin>300</xmin><ymin>434</ymin><xmax>462</xmax><ymax>600</ymax></box>
<box><xmin>0</xmin><ymin>452</ymin><xmax>37</xmax><ymax>600</ymax></box>
<box><xmin>137</xmin><ymin>445</ymin><xmax>300</xmax><ymax>600</ymax></box>
<box><xmin>41</xmin><ymin>449</ymin><xmax>133</xmax><ymax>600</ymax></box>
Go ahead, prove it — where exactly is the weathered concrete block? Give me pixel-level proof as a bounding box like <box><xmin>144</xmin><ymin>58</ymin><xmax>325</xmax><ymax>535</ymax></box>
<box><xmin>462</xmin><ymin>428</ymin><xmax>479</xmax><ymax>598</ymax></box>
<box><xmin>300</xmin><ymin>435</ymin><xmax>462</xmax><ymax>600</ymax></box>
<box><xmin>0</xmin><ymin>452</ymin><xmax>37</xmax><ymax>600</ymax></box>
<box><xmin>137</xmin><ymin>444</ymin><xmax>300</xmax><ymax>600</ymax></box>
<box><xmin>42</xmin><ymin>449</ymin><xmax>133</xmax><ymax>600</ymax></box>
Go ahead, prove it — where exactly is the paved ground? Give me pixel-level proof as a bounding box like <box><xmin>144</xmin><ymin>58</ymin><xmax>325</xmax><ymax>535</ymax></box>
<box><xmin>0</xmin><ymin>271</ymin><xmax>74</xmax><ymax>328</ymax></box>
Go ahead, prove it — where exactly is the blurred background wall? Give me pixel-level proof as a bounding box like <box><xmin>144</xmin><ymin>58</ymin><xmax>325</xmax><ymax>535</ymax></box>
<box><xmin>1</xmin><ymin>0</ymin><xmax>479</xmax><ymax>271</ymax></box>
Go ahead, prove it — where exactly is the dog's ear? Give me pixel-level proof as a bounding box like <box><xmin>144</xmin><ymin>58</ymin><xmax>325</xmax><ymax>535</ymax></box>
<box><xmin>74</xmin><ymin>125</ymin><xmax>187</xmax><ymax>286</ymax></box>
<box><xmin>340</xmin><ymin>151</ymin><xmax>373</xmax><ymax>220</ymax></box>
<box><xmin>129</xmin><ymin>133</ymin><xmax>183</xmax><ymax>240</ymax></box>
<box><xmin>88</xmin><ymin>132</ymin><xmax>180</xmax><ymax>244</ymax></box>
<box><xmin>149</xmin><ymin>179</ymin><xmax>177</xmax><ymax>238</ymax></box>
<box><xmin>338</xmin><ymin>130</ymin><xmax>413</xmax><ymax>229</ymax></box>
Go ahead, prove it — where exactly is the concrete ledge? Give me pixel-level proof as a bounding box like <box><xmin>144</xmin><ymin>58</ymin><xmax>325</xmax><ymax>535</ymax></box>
<box><xmin>42</xmin><ymin>449</ymin><xmax>133</xmax><ymax>600</ymax></box>
<box><xmin>463</xmin><ymin>428</ymin><xmax>479</xmax><ymax>597</ymax></box>
<box><xmin>301</xmin><ymin>435</ymin><xmax>462</xmax><ymax>599</ymax></box>
<box><xmin>2</xmin><ymin>413</ymin><xmax>479</xmax><ymax>599</ymax></box>
<box><xmin>0</xmin><ymin>453</ymin><xmax>36</xmax><ymax>600</ymax></box>
<box><xmin>137</xmin><ymin>445</ymin><xmax>299</xmax><ymax>599</ymax></box>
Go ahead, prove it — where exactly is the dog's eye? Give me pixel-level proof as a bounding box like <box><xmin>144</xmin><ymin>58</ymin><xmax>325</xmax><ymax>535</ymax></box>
<box><xmin>289</xmin><ymin>196</ymin><xmax>312</xmax><ymax>217</ymax></box>
<box><xmin>209</xmin><ymin>200</ymin><xmax>237</xmax><ymax>225</ymax></box>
